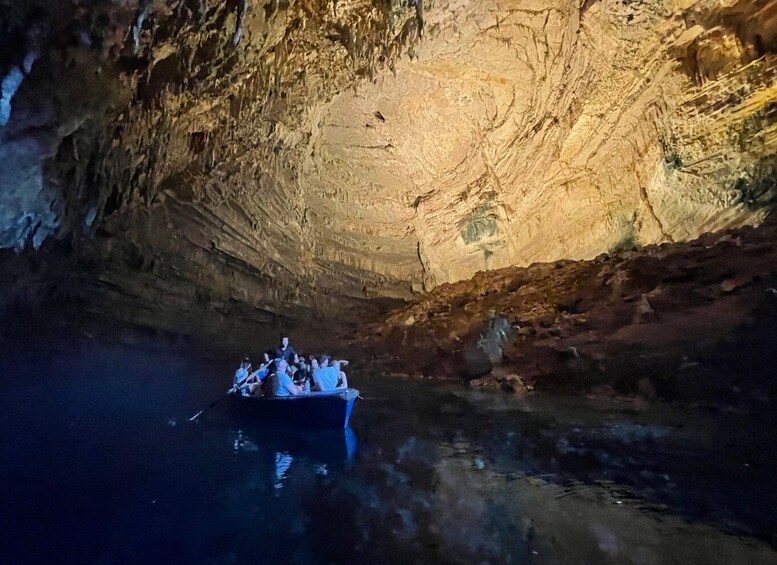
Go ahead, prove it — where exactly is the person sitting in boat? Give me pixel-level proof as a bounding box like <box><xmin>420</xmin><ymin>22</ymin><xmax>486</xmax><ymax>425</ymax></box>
<box><xmin>273</xmin><ymin>359</ymin><xmax>305</xmax><ymax>397</ymax></box>
<box><xmin>234</xmin><ymin>358</ymin><xmax>252</xmax><ymax>388</ymax></box>
<box><xmin>293</xmin><ymin>356</ymin><xmax>312</xmax><ymax>385</ymax></box>
<box><xmin>312</xmin><ymin>355</ymin><xmax>349</xmax><ymax>391</ymax></box>
<box><xmin>234</xmin><ymin>356</ymin><xmax>273</xmax><ymax>396</ymax></box>
<box><xmin>288</xmin><ymin>363</ymin><xmax>300</xmax><ymax>384</ymax></box>
<box><xmin>274</xmin><ymin>334</ymin><xmax>298</xmax><ymax>365</ymax></box>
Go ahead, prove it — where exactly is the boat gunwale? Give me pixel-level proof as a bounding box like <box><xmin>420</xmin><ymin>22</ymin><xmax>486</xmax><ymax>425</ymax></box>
<box><xmin>229</xmin><ymin>387</ymin><xmax>359</xmax><ymax>402</ymax></box>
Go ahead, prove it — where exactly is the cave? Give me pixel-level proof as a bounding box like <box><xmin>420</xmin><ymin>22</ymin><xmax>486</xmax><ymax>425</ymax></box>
<box><xmin>1</xmin><ymin>0</ymin><xmax>777</xmax><ymax>562</ymax></box>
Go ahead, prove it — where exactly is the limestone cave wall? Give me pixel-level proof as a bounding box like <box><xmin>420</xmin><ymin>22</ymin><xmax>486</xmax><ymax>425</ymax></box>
<box><xmin>1</xmin><ymin>0</ymin><xmax>775</xmax><ymax>332</ymax></box>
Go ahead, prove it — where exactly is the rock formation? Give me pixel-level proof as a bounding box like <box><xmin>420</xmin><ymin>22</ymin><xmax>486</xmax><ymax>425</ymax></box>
<box><xmin>352</xmin><ymin>218</ymin><xmax>777</xmax><ymax>403</ymax></box>
<box><xmin>0</xmin><ymin>0</ymin><xmax>775</xmax><ymax>336</ymax></box>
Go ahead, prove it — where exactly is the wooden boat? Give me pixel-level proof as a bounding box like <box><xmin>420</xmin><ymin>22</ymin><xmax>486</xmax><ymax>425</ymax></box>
<box><xmin>228</xmin><ymin>388</ymin><xmax>360</xmax><ymax>429</ymax></box>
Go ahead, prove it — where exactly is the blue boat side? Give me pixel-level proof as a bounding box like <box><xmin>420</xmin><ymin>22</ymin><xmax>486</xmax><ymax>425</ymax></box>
<box><xmin>230</xmin><ymin>388</ymin><xmax>360</xmax><ymax>429</ymax></box>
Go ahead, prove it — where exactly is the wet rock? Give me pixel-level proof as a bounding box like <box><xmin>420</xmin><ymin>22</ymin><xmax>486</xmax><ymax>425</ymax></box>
<box><xmin>463</xmin><ymin>345</ymin><xmax>494</xmax><ymax>378</ymax></box>
<box><xmin>468</xmin><ymin>377</ymin><xmax>498</xmax><ymax>391</ymax></box>
<box><xmin>499</xmin><ymin>374</ymin><xmax>528</xmax><ymax>394</ymax></box>
<box><xmin>720</xmin><ymin>275</ymin><xmax>752</xmax><ymax>293</ymax></box>
<box><xmin>587</xmin><ymin>384</ymin><xmax>619</xmax><ymax>399</ymax></box>
<box><xmin>561</xmin><ymin>346</ymin><xmax>581</xmax><ymax>359</ymax></box>
<box><xmin>633</xmin><ymin>295</ymin><xmax>655</xmax><ymax>324</ymax></box>
<box><xmin>463</xmin><ymin>316</ymin><xmax>513</xmax><ymax>378</ymax></box>
<box><xmin>679</xmin><ymin>357</ymin><xmax>700</xmax><ymax>370</ymax></box>
<box><xmin>607</xmin><ymin>271</ymin><xmax>630</xmax><ymax>298</ymax></box>
<box><xmin>637</xmin><ymin>378</ymin><xmax>657</xmax><ymax>400</ymax></box>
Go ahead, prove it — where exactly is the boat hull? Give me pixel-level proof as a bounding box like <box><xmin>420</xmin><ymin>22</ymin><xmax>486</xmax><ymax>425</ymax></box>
<box><xmin>229</xmin><ymin>388</ymin><xmax>359</xmax><ymax>429</ymax></box>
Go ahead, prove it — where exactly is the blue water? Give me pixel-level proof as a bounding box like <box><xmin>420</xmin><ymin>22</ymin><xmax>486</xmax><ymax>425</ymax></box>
<box><xmin>1</xmin><ymin>333</ymin><xmax>776</xmax><ymax>564</ymax></box>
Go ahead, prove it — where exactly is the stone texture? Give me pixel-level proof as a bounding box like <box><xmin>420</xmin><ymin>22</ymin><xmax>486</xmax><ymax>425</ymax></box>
<box><xmin>0</xmin><ymin>0</ymin><xmax>776</xmax><ymax>331</ymax></box>
<box><xmin>352</xmin><ymin>218</ymin><xmax>777</xmax><ymax>399</ymax></box>
<box><xmin>462</xmin><ymin>315</ymin><xmax>513</xmax><ymax>377</ymax></box>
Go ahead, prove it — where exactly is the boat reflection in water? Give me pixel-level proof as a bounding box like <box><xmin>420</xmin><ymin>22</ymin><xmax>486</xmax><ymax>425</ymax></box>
<box><xmin>232</xmin><ymin>424</ymin><xmax>358</xmax><ymax>490</ymax></box>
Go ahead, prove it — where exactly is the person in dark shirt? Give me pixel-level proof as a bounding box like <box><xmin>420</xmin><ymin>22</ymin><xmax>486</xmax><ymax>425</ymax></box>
<box><xmin>274</xmin><ymin>335</ymin><xmax>298</xmax><ymax>364</ymax></box>
<box><xmin>292</xmin><ymin>356</ymin><xmax>312</xmax><ymax>386</ymax></box>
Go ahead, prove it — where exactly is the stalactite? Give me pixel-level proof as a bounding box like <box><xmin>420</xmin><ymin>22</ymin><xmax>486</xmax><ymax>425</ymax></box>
<box><xmin>192</xmin><ymin>0</ymin><xmax>206</xmax><ymax>25</ymax></box>
<box><xmin>132</xmin><ymin>0</ymin><xmax>153</xmax><ymax>55</ymax></box>
<box><xmin>233</xmin><ymin>0</ymin><xmax>250</xmax><ymax>46</ymax></box>
<box><xmin>0</xmin><ymin>66</ymin><xmax>24</xmax><ymax>126</ymax></box>
<box><xmin>414</xmin><ymin>0</ymin><xmax>424</xmax><ymax>38</ymax></box>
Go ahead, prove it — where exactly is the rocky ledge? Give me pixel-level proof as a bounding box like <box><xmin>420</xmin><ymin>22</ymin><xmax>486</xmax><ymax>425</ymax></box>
<box><xmin>352</xmin><ymin>218</ymin><xmax>777</xmax><ymax>406</ymax></box>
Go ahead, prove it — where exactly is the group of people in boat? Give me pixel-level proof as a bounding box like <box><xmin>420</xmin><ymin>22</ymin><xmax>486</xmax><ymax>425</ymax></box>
<box><xmin>231</xmin><ymin>334</ymin><xmax>349</xmax><ymax>397</ymax></box>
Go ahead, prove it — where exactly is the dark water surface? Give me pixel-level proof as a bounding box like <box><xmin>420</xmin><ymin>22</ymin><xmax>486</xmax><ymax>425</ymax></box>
<box><xmin>1</xmin><ymin>334</ymin><xmax>776</xmax><ymax>564</ymax></box>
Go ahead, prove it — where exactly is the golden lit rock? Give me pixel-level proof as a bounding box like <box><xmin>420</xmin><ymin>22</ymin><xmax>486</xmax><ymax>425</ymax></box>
<box><xmin>0</xmin><ymin>0</ymin><xmax>776</xmax><ymax>330</ymax></box>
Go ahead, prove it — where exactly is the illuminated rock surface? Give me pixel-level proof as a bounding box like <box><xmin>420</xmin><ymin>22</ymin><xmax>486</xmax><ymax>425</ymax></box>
<box><xmin>2</xmin><ymin>5</ymin><xmax>777</xmax><ymax>556</ymax></box>
<box><xmin>353</xmin><ymin>219</ymin><xmax>777</xmax><ymax>400</ymax></box>
<box><xmin>0</xmin><ymin>0</ymin><xmax>776</xmax><ymax>332</ymax></box>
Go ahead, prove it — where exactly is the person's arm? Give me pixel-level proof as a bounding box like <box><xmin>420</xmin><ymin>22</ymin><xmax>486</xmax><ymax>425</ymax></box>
<box><xmin>246</xmin><ymin>366</ymin><xmax>264</xmax><ymax>382</ymax></box>
<box><xmin>331</xmin><ymin>360</ymin><xmax>349</xmax><ymax>389</ymax></box>
<box><xmin>283</xmin><ymin>379</ymin><xmax>303</xmax><ymax>396</ymax></box>
<box><xmin>252</xmin><ymin>359</ymin><xmax>272</xmax><ymax>378</ymax></box>
<box><xmin>234</xmin><ymin>367</ymin><xmax>248</xmax><ymax>386</ymax></box>
<box><xmin>311</xmin><ymin>370</ymin><xmax>323</xmax><ymax>391</ymax></box>
<box><xmin>232</xmin><ymin>367</ymin><xmax>253</xmax><ymax>393</ymax></box>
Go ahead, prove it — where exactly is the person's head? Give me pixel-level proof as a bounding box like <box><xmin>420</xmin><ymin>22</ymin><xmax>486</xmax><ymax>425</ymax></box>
<box><xmin>311</xmin><ymin>358</ymin><xmax>320</xmax><ymax>370</ymax></box>
<box><xmin>278</xmin><ymin>359</ymin><xmax>288</xmax><ymax>374</ymax></box>
<box><xmin>320</xmin><ymin>354</ymin><xmax>330</xmax><ymax>368</ymax></box>
<box><xmin>280</xmin><ymin>334</ymin><xmax>289</xmax><ymax>348</ymax></box>
<box><xmin>241</xmin><ymin>357</ymin><xmax>251</xmax><ymax>369</ymax></box>
<box><xmin>263</xmin><ymin>352</ymin><xmax>270</xmax><ymax>363</ymax></box>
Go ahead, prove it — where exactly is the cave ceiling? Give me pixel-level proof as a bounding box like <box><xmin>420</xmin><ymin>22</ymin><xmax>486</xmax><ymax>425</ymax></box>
<box><xmin>1</xmin><ymin>0</ymin><xmax>776</xmax><ymax>326</ymax></box>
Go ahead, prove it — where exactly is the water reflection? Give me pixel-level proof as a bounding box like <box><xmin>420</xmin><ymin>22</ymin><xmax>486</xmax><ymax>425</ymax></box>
<box><xmin>228</xmin><ymin>424</ymin><xmax>357</xmax><ymax>460</ymax></box>
<box><xmin>1</xmin><ymin>336</ymin><xmax>776</xmax><ymax>564</ymax></box>
<box><xmin>323</xmin><ymin>379</ymin><xmax>777</xmax><ymax>564</ymax></box>
<box><xmin>274</xmin><ymin>452</ymin><xmax>293</xmax><ymax>489</ymax></box>
<box><xmin>228</xmin><ymin>425</ymin><xmax>358</xmax><ymax>493</ymax></box>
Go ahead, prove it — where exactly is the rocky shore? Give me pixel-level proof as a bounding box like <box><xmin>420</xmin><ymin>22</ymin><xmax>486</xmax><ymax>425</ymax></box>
<box><xmin>351</xmin><ymin>219</ymin><xmax>777</xmax><ymax>406</ymax></box>
<box><xmin>6</xmin><ymin>215</ymin><xmax>777</xmax><ymax>412</ymax></box>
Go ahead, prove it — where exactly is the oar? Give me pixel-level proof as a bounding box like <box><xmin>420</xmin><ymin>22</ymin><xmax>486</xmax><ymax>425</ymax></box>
<box><xmin>188</xmin><ymin>396</ymin><xmax>228</xmax><ymax>422</ymax></box>
<box><xmin>189</xmin><ymin>365</ymin><xmax>267</xmax><ymax>422</ymax></box>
